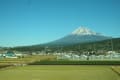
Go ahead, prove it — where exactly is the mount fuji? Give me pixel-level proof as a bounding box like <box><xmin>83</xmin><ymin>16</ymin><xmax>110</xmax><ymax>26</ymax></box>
<box><xmin>43</xmin><ymin>27</ymin><xmax>110</xmax><ymax>46</ymax></box>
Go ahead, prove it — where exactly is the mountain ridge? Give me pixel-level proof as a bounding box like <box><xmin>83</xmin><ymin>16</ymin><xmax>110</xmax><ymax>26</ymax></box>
<box><xmin>11</xmin><ymin>26</ymin><xmax>113</xmax><ymax>50</ymax></box>
<box><xmin>42</xmin><ymin>27</ymin><xmax>110</xmax><ymax>46</ymax></box>
<box><xmin>11</xmin><ymin>38</ymin><xmax>120</xmax><ymax>52</ymax></box>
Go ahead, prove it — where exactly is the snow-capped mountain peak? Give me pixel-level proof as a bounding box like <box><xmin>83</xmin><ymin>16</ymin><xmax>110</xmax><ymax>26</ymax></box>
<box><xmin>72</xmin><ymin>27</ymin><xmax>97</xmax><ymax>35</ymax></box>
<box><xmin>41</xmin><ymin>26</ymin><xmax>110</xmax><ymax>46</ymax></box>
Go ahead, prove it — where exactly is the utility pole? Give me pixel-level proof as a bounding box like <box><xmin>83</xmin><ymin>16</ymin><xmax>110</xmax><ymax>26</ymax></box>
<box><xmin>111</xmin><ymin>37</ymin><xmax>114</xmax><ymax>51</ymax></box>
<box><xmin>93</xmin><ymin>42</ymin><xmax>96</xmax><ymax>51</ymax></box>
<box><xmin>61</xmin><ymin>46</ymin><xmax>62</xmax><ymax>52</ymax></box>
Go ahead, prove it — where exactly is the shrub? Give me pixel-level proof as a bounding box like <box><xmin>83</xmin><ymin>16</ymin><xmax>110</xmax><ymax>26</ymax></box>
<box><xmin>29</xmin><ymin>60</ymin><xmax>120</xmax><ymax>65</ymax></box>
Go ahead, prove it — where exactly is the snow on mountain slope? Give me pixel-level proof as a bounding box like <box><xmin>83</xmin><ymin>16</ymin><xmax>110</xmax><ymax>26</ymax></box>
<box><xmin>43</xmin><ymin>26</ymin><xmax>110</xmax><ymax>46</ymax></box>
<box><xmin>72</xmin><ymin>27</ymin><xmax>98</xmax><ymax>35</ymax></box>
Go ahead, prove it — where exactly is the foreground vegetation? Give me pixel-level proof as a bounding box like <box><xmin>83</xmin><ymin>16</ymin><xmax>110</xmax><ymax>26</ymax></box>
<box><xmin>29</xmin><ymin>60</ymin><xmax>120</xmax><ymax>65</ymax></box>
<box><xmin>111</xmin><ymin>66</ymin><xmax>120</xmax><ymax>75</ymax></box>
<box><xmin>0</xmin><ymin>56</ymin><xmax>120</xmax><ymax>80</ymax></box>
<box><xmin>0</xmin><ymin>65</ymin><xmax>120</xmax><ymax>80</ymax></box>
<box><xmin>0</xmin><ymin>55</ymin><xmax>56</xmax><ymax>66</ymax></box>
<box><xmin>1</xmin><ymin>55</ymin><xmax>120</xmax><ymax>66</ymax></box>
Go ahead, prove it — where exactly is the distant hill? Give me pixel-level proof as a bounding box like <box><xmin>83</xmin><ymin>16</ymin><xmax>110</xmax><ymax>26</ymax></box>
<box><xmin>10</xmin><ymin>27</ymin><xmax>120</xmax><ymax>53</ymax></box>
<box><xmin>11</xmin><ymin>38</ymin><xmax>120</xmax><ymax>53</ymax></box>
<box><xmin>42</xmin><ymin>27</ymin><xmax>110</xmax><ymax>46</ymax></box>
<box><xmin>62</xmin><ymin>38</ymin><xmax>120</xmax><ymax>53</ymax></box>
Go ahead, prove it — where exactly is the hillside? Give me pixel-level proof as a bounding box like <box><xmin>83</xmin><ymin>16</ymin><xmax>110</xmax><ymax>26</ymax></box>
<box><xmin>11</xmin><ymin>38</ymin><xmax>120</xmax><ymax>53</ymax></box>
<box><xmin>42</xmin><ymin>27</ymin><xmax>110</xmax><ymax>46</ymax></box>
<box><xmin>9</xmin><ymin>27</ymin><xmax>120</xmax><ymax>53</ymax></box>
<box><xmin>62</xmin><ymin>38</ymin><xmax>120</xmax><ymax>53</ymax></box>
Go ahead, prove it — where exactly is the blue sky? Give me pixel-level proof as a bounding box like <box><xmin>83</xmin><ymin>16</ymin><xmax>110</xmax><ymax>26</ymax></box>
<box><xmin>0</xmin><ymin>0</ymin><xmax>120</xmax><ymax>47</ymax></box>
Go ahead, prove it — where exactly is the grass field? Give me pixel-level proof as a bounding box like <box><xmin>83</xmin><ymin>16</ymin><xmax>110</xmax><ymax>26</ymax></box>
<box><xmin>0</xmin><ymin>55</ymin><xmax>56</xmax><ymax>65</ymax></box>
<box><xmin>0</xmin><ymin>65</ymin><xmax>120</xmax><ymax>80</ymax></box>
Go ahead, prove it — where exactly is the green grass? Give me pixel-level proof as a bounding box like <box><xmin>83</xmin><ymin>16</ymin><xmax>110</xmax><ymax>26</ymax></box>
<box><xmin>0</xmin><ymin>65</ymin><xmax>120</xmax><ymax>80</ymax></box>
<box><xmin>111</xmin><ymin>66</ymin><xmax>120</xmax><ymax>75</ymax></box>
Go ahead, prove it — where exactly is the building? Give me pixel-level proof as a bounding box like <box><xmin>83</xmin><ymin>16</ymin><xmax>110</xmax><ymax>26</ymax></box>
<box><xmin>3</xmin><ymin>51</ymin><xmax>17</xmax><ymax>58</ymax></box>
